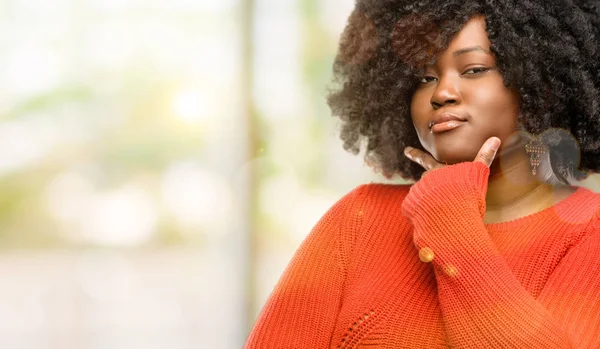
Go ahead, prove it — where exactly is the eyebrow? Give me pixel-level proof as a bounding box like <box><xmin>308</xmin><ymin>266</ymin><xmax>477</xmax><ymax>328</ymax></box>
<box><xmin>452</xmin><ymin>46</ymin><xmax>492</xmax><ymax>56</ymax></box>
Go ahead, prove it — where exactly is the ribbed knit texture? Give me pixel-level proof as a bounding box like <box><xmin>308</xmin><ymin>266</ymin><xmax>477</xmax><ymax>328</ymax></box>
<box><xmin>245</xmin><ymin>161</ymin><xmax>600</xmax><ymax>348</ymax></box>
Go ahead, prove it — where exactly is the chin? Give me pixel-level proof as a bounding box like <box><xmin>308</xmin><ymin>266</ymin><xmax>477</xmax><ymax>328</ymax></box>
<box><xmin>429</xmin><ymin>145</ymin><xmax>480</xmax><ymax>165</ymax></box>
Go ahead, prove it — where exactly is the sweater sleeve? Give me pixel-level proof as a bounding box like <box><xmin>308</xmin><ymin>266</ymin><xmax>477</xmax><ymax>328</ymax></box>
<box><xmin>244</xmin><ymin>185</ymin><xmax>363</xmax><ymax>348</ymax></box>
<box><xmin>401</xmin><ymin>161</ymin><xmax>593</xmax><ymax>348</ymax></box>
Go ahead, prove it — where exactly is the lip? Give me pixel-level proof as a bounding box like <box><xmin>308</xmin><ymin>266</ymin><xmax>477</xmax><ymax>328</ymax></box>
<box><xmin>430</xmin><ymin>120</ymin><xmax>466</xmax><ymax>133</ymax></box>
<box><xmin>428</xmin><ymin>113</ymin><xmax>468</xmax><ymax>130</ymax></box>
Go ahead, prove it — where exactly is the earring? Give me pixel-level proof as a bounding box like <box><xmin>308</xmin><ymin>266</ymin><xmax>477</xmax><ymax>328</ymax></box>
<box><xmin>524</xmin><ymin>137</ymin><xmax>548</xmax><ymax>176</ymax></box>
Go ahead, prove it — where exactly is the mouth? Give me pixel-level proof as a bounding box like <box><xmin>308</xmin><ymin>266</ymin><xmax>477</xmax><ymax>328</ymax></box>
<box><xmin>430</xmin><ymin>120</ymin><xmax>466</xmax><ymax>134</ymax></box>
<box><xmin>428</xmin><ymin>112</ymin><xmax>468</xmax><ymax>134</ymax></box>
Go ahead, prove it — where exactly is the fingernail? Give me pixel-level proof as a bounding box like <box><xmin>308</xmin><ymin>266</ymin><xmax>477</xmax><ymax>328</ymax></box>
<box><xmin>490</xmin><ymin>138</ymin><xmax>501</xmax><ymax>151</ymax></box>
<box><xmin>404</xmin><ymin>147</ymin><xmax>412</xmax><ymax>156</ymax></box>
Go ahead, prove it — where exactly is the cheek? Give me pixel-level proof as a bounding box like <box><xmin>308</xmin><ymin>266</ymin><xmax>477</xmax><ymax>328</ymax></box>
<box><xmin>468</xmin><ymin>86</ymin><xmax>520</xmax><ymax>131</ymax></box>
<box><xmin>409</xmin><ymin>92</ymin><xmax>428</xmax><ymax>126</ymax></box>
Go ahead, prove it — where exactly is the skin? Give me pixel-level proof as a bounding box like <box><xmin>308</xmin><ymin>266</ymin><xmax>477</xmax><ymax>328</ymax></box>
<box><xmin>404</xmin><ymin>15</ymin><xmax>577</xmax><ymax>224</ymax></box>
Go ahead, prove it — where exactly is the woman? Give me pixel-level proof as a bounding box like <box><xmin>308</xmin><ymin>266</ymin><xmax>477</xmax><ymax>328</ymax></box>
<box><xmin>245</xmin><ymin>0</ymin><xmax>600</xmax><ymax>348</ymax></box>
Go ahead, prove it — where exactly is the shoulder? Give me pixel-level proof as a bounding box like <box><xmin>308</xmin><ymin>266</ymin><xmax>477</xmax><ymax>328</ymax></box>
<box><xmin>560</xmin><ymin>188</ymin><xmax>600</xmax><ymax>260</ymax></box>
<box><xmin>333</xmin><ymin>183</ymin><xmax>414</xmax><ymax>271</ymax></box>
<box><xmin>348</xmin><ymin>182</ymin><xmax>413</xmax><ymax>208</ymax></box>
<box><xmin>336</xmin><ymin>182</ymin><xmax>414</xmax><ymax>236</ymax></box>
<box><xmin>561</xmin><ymin>186</ymin><xmax>600</xmax><ymax>246</ymax></box>
<box><xmin>585</xmin><ymin>188</ymin><xmax>600</xmax><ymax>233</ymax></box>
<box><xmin>326</xmin><ymin>182</ymin><xmax>412</xmax><ymax>219</ymax></box>
<box><xmin>569</xmin><ymin>186</ymin><xmax>600</xmax><ymax>229</ymax></box>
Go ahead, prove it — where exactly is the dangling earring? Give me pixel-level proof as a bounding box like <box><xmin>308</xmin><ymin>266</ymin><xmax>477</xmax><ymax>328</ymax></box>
<box><xmin>524</xmin><ymin>137</ymin><xmax>548</xmax><ymax>176</ymax></box>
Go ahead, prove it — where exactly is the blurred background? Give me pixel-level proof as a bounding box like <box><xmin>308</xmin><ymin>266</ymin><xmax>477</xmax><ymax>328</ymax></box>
<box><xmin>1</xmin><ymin>0</ymin><xmax>599</xmax><ymax>348</ymax></box>
<box><xmin>0</xmin><ymin>0</ymin><xmax>385</xmax><ymax>348</ymax></box>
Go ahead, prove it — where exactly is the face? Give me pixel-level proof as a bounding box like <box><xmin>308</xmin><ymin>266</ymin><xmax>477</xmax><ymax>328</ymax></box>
<box><xmin>410</xmin><ymin>15</ymin><xmax>521</xmax><ymax>165</ymax></box>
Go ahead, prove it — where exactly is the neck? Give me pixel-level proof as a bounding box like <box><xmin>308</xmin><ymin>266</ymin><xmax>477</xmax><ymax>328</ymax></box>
<box><xmin>486</xmin><ymin>134</ymin><xmax>557</xmax><ymax>212</ymax></box>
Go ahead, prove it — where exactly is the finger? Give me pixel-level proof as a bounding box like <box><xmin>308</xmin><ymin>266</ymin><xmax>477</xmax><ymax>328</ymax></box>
<box><xmin>474</xmin><ymin>137</ymin><xmax>501</xmax><ymax>167</ymax></box>
<box><xmin>404</xmin><ymin>147</ymin><xmax>439</xmax><ymax>171</ymax></box>
<box><xmin>404</xmin><ymin>147</ymin><xmax>426</xmax><ymax>169</ymax></box>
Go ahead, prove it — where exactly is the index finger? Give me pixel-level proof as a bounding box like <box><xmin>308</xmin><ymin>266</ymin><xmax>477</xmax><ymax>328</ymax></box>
<box><xmin>474</xmin><ymin>137</ymin><xmax>501</xmax><ymax>167</ymax></box>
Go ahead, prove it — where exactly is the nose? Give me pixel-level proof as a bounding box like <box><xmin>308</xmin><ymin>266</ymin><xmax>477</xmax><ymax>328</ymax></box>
<box><xmin>430</xmin><ymin>76</ymin><xmax>461</xmax><ymax>109</ymax></box>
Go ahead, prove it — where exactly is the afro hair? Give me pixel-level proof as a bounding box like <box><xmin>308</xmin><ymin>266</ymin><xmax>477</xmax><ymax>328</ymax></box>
<box><xmin>327</xmin><ymin>0</ymin><xmax>600</xmax><ymax>183</ymax></box>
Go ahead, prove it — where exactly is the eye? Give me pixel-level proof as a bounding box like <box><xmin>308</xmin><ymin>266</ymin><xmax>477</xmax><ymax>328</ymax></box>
<box><xmin>419</xmin><ymin>76</ymin><xmax>437</xmax><ymax>84</ymax></box>
<box><xmin>463</xmin><ymin>67</ymin><xmax>490</xmax><ymax>75</ymax></box>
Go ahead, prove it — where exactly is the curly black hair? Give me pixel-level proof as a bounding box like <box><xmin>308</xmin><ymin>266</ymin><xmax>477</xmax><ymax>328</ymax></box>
<box><xmin>327</xmin><ymin>0</ymin><xmax>600</xmax><ymax>183</ymax></box>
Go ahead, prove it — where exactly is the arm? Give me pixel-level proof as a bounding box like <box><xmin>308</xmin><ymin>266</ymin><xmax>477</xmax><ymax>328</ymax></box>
<box><xmin>402</xmin><ymin>161</ymin><xmax>599</xmax><ymax>348</ymax></box>
<box><xmin>244</xmin><ymin>186</ymin><xmax>363</xmax><ymax>348</ymax></box>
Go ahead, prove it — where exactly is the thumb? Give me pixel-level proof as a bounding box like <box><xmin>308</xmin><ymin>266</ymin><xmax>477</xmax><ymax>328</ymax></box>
<box><xmin>474</xmin><ymin>137</ymin><xmax>501</xmax><ymax>167</ymax></box>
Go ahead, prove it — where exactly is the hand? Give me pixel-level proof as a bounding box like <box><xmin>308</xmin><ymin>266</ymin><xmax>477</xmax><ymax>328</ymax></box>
<box><xmin>403</xmin><ymin>137</ymin><xmax>502</xmax><ymax>177</ymax></box>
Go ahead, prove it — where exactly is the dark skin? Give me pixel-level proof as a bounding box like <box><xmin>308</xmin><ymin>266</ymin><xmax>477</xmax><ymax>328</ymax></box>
<box><xmin>403</xmin><ymin>16</ymin><xmax>577</xmax><ymax>224</ymax></box>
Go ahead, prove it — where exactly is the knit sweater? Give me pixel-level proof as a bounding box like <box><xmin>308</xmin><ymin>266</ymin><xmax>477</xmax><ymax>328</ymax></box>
<box><xmin>244</xmin><ymin>161</ymin><xmax>600</xmax><ymax>348</ymax></box>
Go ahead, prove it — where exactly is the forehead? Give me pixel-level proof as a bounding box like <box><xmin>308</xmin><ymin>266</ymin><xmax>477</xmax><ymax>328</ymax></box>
<box><xmin>446</xmin><ymin>16</ymin><xmax>491</xmax><ymax>52</ymax></box>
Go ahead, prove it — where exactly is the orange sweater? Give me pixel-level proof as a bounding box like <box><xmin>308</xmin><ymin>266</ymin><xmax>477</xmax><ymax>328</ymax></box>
<box><xmin>245</xmin><ymin>161</ymin><xmax>600</xmax><ymax>348</ymax></box>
